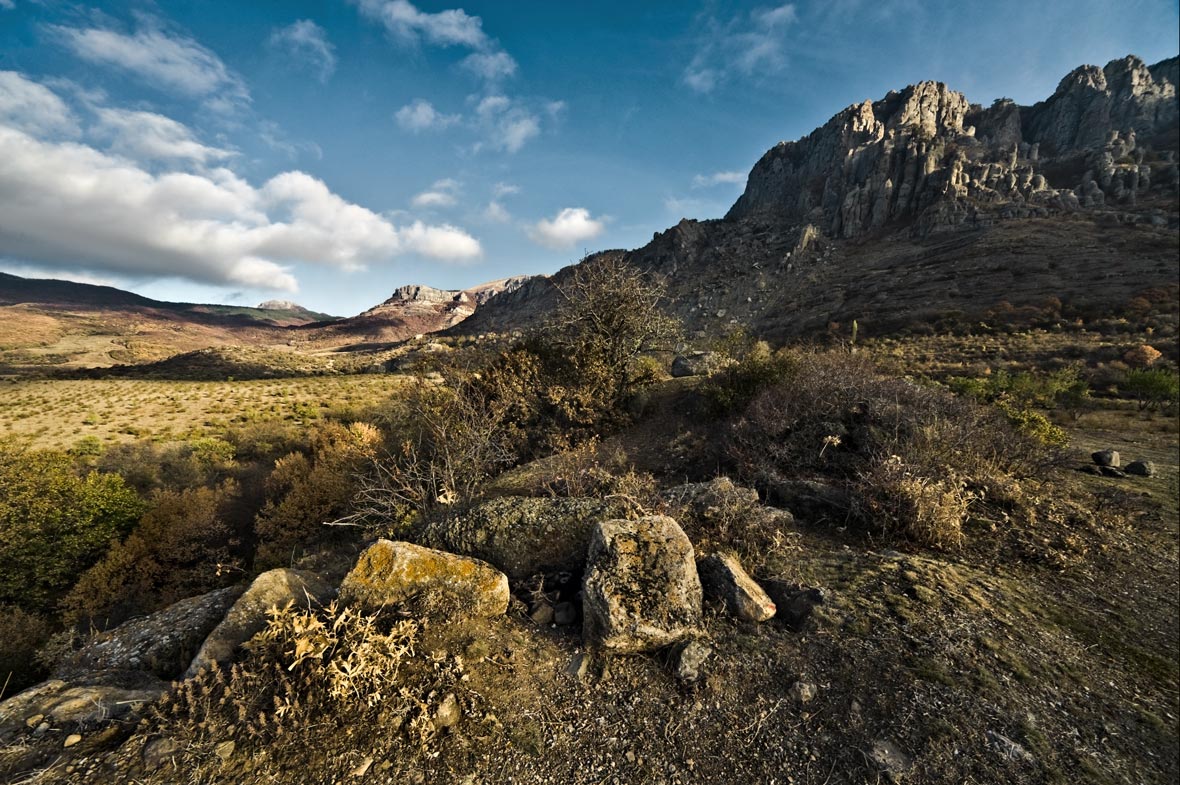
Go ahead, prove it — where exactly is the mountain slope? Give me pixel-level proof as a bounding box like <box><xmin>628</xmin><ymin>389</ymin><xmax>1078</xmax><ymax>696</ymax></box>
<box><xmin>458</xmin><ymin>54</ymin><xmax>1179</xmax><ymax>341</ymax></box>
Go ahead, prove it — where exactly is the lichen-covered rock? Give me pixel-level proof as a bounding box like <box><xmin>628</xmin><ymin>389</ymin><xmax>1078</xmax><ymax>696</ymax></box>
<box><xmin>582</xmin><ymin>516</ymin><xmax>702</xmax><ymax>653</ymax></box>
<box><xmin>184</xmin><ymin>569</ymin><xmax>330</xmax><ymax>678</ymax></box>
<box><xmin>55</xmin><ymin>586</ymin><xmax>243</xmax><ymax>681</ymax></box>
<box><xmin>697</xmin><ymin>553</ymin><xmax>776</xmax><ymax>622</ymax></box>
<box><xmin>339</xmin><ymin>540</ymin><xmax>509</xmax><ymax>619</ymax></box>
<box><xmin>422</xmin><ymin>496</ymin><xmax>619</xmax><ymax>579</ymax></box>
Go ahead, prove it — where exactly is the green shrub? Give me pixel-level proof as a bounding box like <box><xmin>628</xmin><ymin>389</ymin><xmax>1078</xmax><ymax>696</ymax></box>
<box><xmin>0</xmin><ymin>441</ymin><xmax>144</xmax><ymax>613</ymax></box>
<box><xmin>62</xmin><ymin>479</ymin><xmax>244</xmax><ymax>629</ymax></box>
<box><xmin>947</xmin><ymin>367</ymin><xmax>1087</xmax><ymax>442</ymax></box>
<box><xmin>0</xmin><ymin>604</ymin><xmax>53</xmax><ymax>694</ymax></box>
<box><xmin>254</xmin><ymin>422</ymin><xmax>381</xmax><ymax>567</ymax></box>
<box><xmin>701</xmin><ymin>339</ymin><xmax>795</xmax><ymax>415</ymax></box>
<box><xmin>1123</xmin><ymin>368</ymin><xmax>1180</xmax><ymax>412</ymax></box>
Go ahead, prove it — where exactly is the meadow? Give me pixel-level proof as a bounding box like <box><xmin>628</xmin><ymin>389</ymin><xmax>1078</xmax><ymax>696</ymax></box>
<box><xmin>0</xmin><ymin>374</ymin><xmax>406</xmax><ymax>450</ymax></box>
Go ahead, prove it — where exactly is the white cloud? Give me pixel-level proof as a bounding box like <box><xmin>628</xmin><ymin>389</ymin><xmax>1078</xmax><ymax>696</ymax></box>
<box><xmin>395</xmin><ymin>98</ymin><xmax>461</xmax><ymax>132</ymax></box>
<box><xmin>412</xmin><ymin>178</ymin><xmax>461</xmax><ymax>208</ymax></box>
<box><xmin>0</xmin><ymin>1</ymin><xmax>14</xmax><ymax>11</ymax></box>
<box><xmin>0</xmin><ymin>96</ymin><xmax>483</xmax><ymax>291</ymax></box>
<box><xmin>492</xmin><ymin>182</ymin><xmax>519</xmax><ymax>198</ymax></box>
<box><xmin>0</xmin><ymin>71</ymin><xmax>79</xmax><ymax>136</ymax></box>
<box><xmin>269</xmin><ymin>20</ymin><xmax>337</xmax><ymax>83</ymax></box>
<box><xmin>474</xmin><ymin>95</ymin><xmax>540</xmax><ymax>153</ymax></box>
<box><xmin>461</xmin><ymin>51</ymin><xmax>517</xmax><ymax>82</ymax></box>
<box><xmin>94</xmin><ymin>107</ymin><xmax>234</xmax><ymax>164</ymax></box>
<box><xmin>352</xmin><ymin>0</ymin><xmax>490</xmax><ymax>49</ymax></box>
<box><xmin>52</xmin><ymin>23</ymin><xmax>250</xmax><ymax>111</ymax></box>
<box><xmin>692</xmin><ymin>170</ymin><xmax>747</xmax><ymax>188</ymax></box>
<box><xmin>682</xmin><ymin>3</ymin><xmax>798</xmax><ymax>93</ymax></box>
<box><xmin>482</xmin><ymin>201</ymin><xmax>510</xmax><ymax>223</ymax></box>
<box><xmin>399</xmin><ymin>221</ymin><xmax>481</xmax><ymax>261</ymax></box>
<box><xmin>528</xmin><ymin>207</ymin><xmax>604</xmax><ymax>250</ymax></box>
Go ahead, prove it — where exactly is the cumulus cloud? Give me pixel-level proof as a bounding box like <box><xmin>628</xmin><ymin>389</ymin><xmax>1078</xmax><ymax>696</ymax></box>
<box><xmin>411</xmin><ymin>178</ymin><xmax>461</xmax><ymax>208</ymax></box>
<box><xmin>0</xmin><ymin>1</ymin><xmax>14</xmax><ymax>11</ymax></box>
<box><xmin>352</xmin><ymin>0</ymin><xmax>490</xmax><ymax>48</ymax></box>
<box><xmin>460</xmin><ymin>51</ymin><xmax>517</xmax><ymax>82</ymax></box>
<box><xmin>395</xmin><ymin>98</ymin><xmax>461</xmax><ymax>132</ymax></box>
<box><xmin>682</xmin><ymin>3</ymin><xmax>798</xmax><ymax>93</ymax></box>
<box><xmin>0</xmin><ymin>79</ymin><xmax>483</xmax><ymax>292</ymax></box>
<box><xmin>93</xmin><ymin>107</ymin><xmax>234</xmax><ymax>164</ymax></box>
<box><xmin>527</xmin><ymin>207</ymin><xmax>604</xmax><ymax>250</ymax></box>
<box><xmin>482</xmin><ymin>201</ymin><xmax>511</xmax><ymax>223</ymax></box>
<box><xmin>474</xmin><ymin>95</ymin><xmax>540</xmax><ymax>153</ymax></box>
<box><xmin>52</xmin><ymin>22</ymin><xmax>250</xmax><ymax>111</ymax></box>
<box><xmin>0</xmin><ymin>71</ymin><xmax>79</xmax><ymax>136</ymax></box>
<box><xmin>692</xmin><ymin>170</ymin><xmax>747</xmax><ymax>188</ymax></box>
<box><xmin>352</xmin><ymin>0</ymin><xmax>519</xmax><ymax>86</ymax></box>
<box><xmin>269</xmin><ymin>20</ymin><xmax>337</xmax><ymax>83</ymax></box>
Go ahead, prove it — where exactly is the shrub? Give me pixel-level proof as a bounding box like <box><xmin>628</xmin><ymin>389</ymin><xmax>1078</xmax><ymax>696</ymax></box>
<box><xmin>148</xmin><ymin>602</ymin><xmax>459</xmax><ymax>754</ymax></box>
<box><xmin>1123</xmin><ymin>367</ymin><xmax>1180</xmax><ymax>412</ymax></box>
<box><xmin>62</xmin><ymin>479</ymin><xmax>244</xmax><ymax>629</ymax></box>
<box><xmin>0</xmin><ymin>604</ymin><xmax>53</xmax><ymax>695</ymax></box>
<box><xmin>1123</xmin><ymin>344</ymin><xmax>1162</xmax><ymax>368</ymax></box>
<box><xmin>254</xmin><ymin>421</ymin><xmax>382</xmax><ymax>567</ymax></box>
<box><xmin>701</xmin><ymin>339</ymin><xmax>796</xmax><ymax>415</ymax></box>
<box><xmin>946</xmin><ymin>367</ymin><xmax>1086</xmax><ymax>442</ymax></box>
<box><xmin>725</xmin><ymin>351</ymin><xmax>1044</xmax><ymax>548</ymax></box>
<box><xmin>0</xmin><ymin>441</ymin><xmax>144</xmax><ymax>613</ymax></box>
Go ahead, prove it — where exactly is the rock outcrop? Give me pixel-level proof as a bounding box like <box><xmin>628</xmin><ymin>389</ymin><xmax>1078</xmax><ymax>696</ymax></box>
<box><xmin>339</xmin><ymin>540</ymin><xmax>510</xmax><ymax>620</ymax></box>
<box><xmin>422</xmin><ymin>496</ymin><xmax>621</xmax><ymax>580</ymax></box>
<box><xmin>184</xmin><ymin>569</ymin><xmax>331</xmax><ymax>678</ymax></box>
<box><xmin>582</xmin><ymin>516</ymin><xmax>703</xmax><ymax>653</ymax></box>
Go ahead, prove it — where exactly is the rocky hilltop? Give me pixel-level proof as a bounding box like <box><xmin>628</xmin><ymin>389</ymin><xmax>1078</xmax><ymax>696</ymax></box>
<box><xmin>460</xmin><ymin>54</ymin><xmax>1179</xmax><ymax>341</ymax></box>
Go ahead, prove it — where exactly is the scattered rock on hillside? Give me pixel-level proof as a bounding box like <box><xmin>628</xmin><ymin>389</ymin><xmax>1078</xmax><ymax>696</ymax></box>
<box><xmin>423</xmin><ymin>496</ymin><xmax>619</xmax><ymax>579</ymax></box>
<box><xmin>671</xmin><ymin>352</ymin><xmax>723</xmax><ymax>378</ymax></box>
<box><xmin>869</xmin><ymin>739</ymin><xmax>914</xmax><ymax>783</ymax></box>
<box><xmin>669</xmin><ymin>639</ymin><xmax>712</xmax><ymax>682</ymax></box>
<box><xmin>582</xmin><ymin>516</ymin><xmax>703</xmax><ymax>653</ymax></box>
<box><xmin>340</xmin><ymin>540</ymin><xmax>510</xmax><ymax>620</ymax></box>
<box><xmin>0</xmin><ymin>676</ymin><xmax>167</xmax><ymax>740</ymax></box>
<box><xmin>1091</xmin><ymin>449</ymin><xmax>1120</xmax><ymax>467</ymax></box>
<box><xmin>697</xmin><ymin>553</ymin><xmax>776</xmax><ymax>622</ymax></box>
<box><xmin>185</xmin><ymin>569</ymin><xmax>331</xmax><ymax>678</ymax></box>
<box><xmin>54</xmin><ymin>586</ymin><xmax>243</xmax><ymax>681</ymax></box>
<box><xmin>1125</xmin><ymin>460</ymin><xmax>1155</xmax><ymax>477</ymax></box>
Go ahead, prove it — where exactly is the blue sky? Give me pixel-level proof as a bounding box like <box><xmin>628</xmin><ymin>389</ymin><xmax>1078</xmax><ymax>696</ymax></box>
<box><xmin>1</xmin><ymin>1</ymin><xmax>1177</xmax><ymax>316</ymax></box>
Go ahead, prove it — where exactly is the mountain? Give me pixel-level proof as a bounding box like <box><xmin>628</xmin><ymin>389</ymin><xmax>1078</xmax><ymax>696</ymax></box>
<box><xmin>458</xmin><ymin>55</ymin><xmax>1179</xmax><ymax>340</ymax></box>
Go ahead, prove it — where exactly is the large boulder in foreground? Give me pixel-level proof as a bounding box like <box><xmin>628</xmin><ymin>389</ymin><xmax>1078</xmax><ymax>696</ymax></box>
<box><xmin>55</xmin><ymin>586</ymin><xmax>243</xmax><ymax>681</ymax></box>
<box><xmin>340</xmin><ymin>540</ymin><xmax>509</xmax><ymax>620</ymax></box>
<box><xmin>422</xmin><ymin>496</ymin><xmax>618</xmax><ymax>579</ymax></box>
<box><xmin>184</xmin><ymin>569</ymin><xmax>330</xmax><ymax>678</ymax></box>
<box><xmin>697</xmin><ymin>553</ymin><xmax>777</xmax><ymax>622</ymax></box>
<box><xmin>582</xmin><ymin>516</ymin><xmax>702</xmax><ymax>653</ymax></box>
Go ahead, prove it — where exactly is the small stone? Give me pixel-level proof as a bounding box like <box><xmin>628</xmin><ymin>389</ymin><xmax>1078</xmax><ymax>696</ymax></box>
<box><xmin>697</xmin><ymin>553</ymin><xmax>776</xmax><ymax>622</ymax></box>
<box><xmin>350</xmin><ymin>756</ymin><xmax>374</xmax><ymax>777</ymax></box>
<box><xmin>63</xmin><ymin>734</ymin><xmax>82</xmax><ymax>748</ymax></box>
<box><xmin>529</xmin><ymin>603</ymin><xmax>554</xmax><ymax>625</ymax></box>
<box><xmin>1091</xmin><ymin>449</ymin><xmax>1120</xmax><ymax>467</ymax></box>
<box><xmin>1099</xmin><ymin>466</ymin><xmax>1127</xmax><ymax>478</ymax></box>
<box><xmin>789</xmin><ymin>681</ymin><xmax>817</xmax><ymax>704</ymax></box>
<box><xmin>987</xmin><ymin>730</ymin><xmax>1034</xmax><ymax>762</ymax></box>
<box><xmin>214</xmin><ymin>740</ymin><xmax>235</xmax><ymax>762</ymax></box>
<box><xmin>670</xmin><ymin>640</ymin><xmax>712</xmax><ymax>682</ymax></box>
<box><xmin>869</xmin><ymin>740</ymin><xmax>912</xmax><ymax>783</ymax></box>
<box><xmin>32</xmin><ymin>722</ymin><xmax>50</xmax><ymax>737</ymax></box>
<box><xmin>143</xmin><ymin>737</ymin><xmax>182</xmax><ymax>770</ymax></box>
<box><xmin>25</xmin><ymin>714</ymin><xmax>44</xmax><ymax>728</ymax></box>
<box><xmin>566</xmin><ymin>653</ymin><xmax>591</xmax><ymax>681</ymax></box>
<box><xmin>434</xmin><ymin>693</ymin><xmax>461</xmax><ymax>730</ymax></box>
<box><xmin>1125</xmin><ymin>460</ymin><xmax>1155</xmax><ymax>477</ymax></box>
<box><xmin>554</xmin><ymin>602</ymin><xmax>578</xmax><ymax>626</ymax></box>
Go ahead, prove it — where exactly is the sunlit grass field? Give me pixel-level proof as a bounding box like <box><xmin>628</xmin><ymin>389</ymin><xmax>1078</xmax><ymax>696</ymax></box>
<box><xmin>0</xmin><ymin>375</ymin><xmax>407</xmax><ymax>450</ymax></box>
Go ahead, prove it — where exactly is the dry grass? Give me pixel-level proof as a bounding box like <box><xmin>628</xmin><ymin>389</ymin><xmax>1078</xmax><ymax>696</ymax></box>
<box><xmin>0</xmin><ymin>376</ymin><xmax>408</xmax><ymax>450</ymax></box>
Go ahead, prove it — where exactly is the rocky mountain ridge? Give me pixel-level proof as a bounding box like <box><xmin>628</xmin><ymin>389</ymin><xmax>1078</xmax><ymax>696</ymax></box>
<box><xmin>459</xmin><ymin>54</ymin><xmax>1179</xmax><ymax>341</ymax></box>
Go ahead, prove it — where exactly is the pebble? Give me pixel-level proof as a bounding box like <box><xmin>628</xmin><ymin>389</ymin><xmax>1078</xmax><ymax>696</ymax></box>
<box><xmin>63</xmin><ymin>734</ymin><xmax>82</xmax><ymax>748</ymax></box>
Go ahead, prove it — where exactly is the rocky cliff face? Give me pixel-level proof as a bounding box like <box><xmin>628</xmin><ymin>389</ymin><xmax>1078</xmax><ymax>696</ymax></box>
<box><xmin>727</xmin><ymin>55</ymin><xmax>1178</xmax><ymax>239</ymax></box>
<box><xmin>459</xmin><ymin>54</ymin><xmax>1178</xmax><ymax>343</ymax></box>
